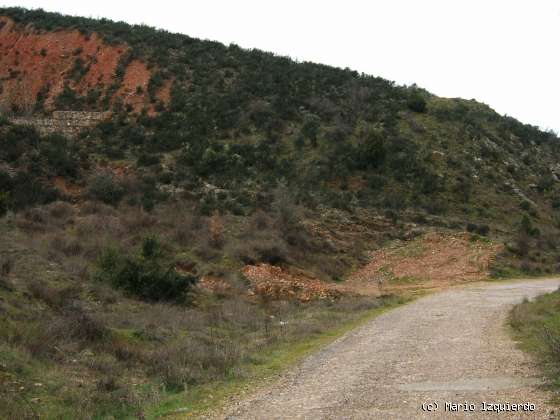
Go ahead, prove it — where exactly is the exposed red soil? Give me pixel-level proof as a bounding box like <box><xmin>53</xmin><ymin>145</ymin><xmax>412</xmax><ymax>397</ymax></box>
<box><xmin>242</xmin><ymin>264</ymin><xmax>342</xmax><ymax>302</ymax></box>
<box><xmin>116</xmin><ymin>59</ymin><xmax>151</xmax><ymax>113</ymax></box>
<box><xmin>156</xmin><ymin>79</ymin><xmax>172</xmax><ymax>105</ymax></box>
<box><xmin>0</xmin><ymin>16</ymin><xmax>170</xmax><ymax>113</ymax></box>
<box><xmin>53</xmin><ymin>176</ymin><xmax>84</xmax><ymax>198</ymax></box>
<box><xmin>109</xmin><ymin>164</ymin><xmax>133</xmax><ymax>179</ymax></box>
<box><xmin>344</xmin><ymin>232</ymin><xmax>502</xmax><ymax>295</ymax></box>
<box><xmin>197</xmin><ymin>275</ymin><xmax>232</xmax><ymax>296</ymax></box>
<box><xmin>240</xmin><ymin>232</ymin><xmax>501</xmax><ymax>301</ymax></box>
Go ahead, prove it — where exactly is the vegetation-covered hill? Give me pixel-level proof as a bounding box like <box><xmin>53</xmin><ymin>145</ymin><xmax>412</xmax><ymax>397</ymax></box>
<box><xmin>1</xmin><ymin>8</ymin><xmax>558</xmax><ymax>231</ymax></box>
<box><xmin>1</xmin><ymin>7</ymin><xmax>560</xmax><ymax>418</ymax></box>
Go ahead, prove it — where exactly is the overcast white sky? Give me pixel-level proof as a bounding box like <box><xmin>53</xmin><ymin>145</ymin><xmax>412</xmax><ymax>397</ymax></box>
<box><xmin>2</xmin><ymin>0</ymin><xmax>559</xmax><ymax>132</ymax></box>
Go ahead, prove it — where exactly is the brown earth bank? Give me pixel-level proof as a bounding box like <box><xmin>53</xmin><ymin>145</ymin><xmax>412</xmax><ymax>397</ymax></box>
<box><xmin>344</xmin><ymin>231</ymin><xmax>502</xmax><ymax>295</ymax></box>
<box><xmin>0</xmin><ymin>16</ymin><xmax>169</xmax><ymax>114</ymax></box>
<box><xmin>240</xmin><ymin>232</ymin><xmax>501</xmax><ymax>301</ymax></box>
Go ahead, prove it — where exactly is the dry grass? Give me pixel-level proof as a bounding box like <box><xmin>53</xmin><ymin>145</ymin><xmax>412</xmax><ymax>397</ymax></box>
<box><xmin>2</xmin><ymin>265</ymin><xmax>392</xmax><ymax>417</ymax></box>
<box><xmin>510</xmin><ymin>289</ymin><xmax>560</xmax><ymax>389</ymax></box>
<box><xmin>0</xmin><ymin>197</ymin><xmax>394</xmax><ymax>417</ymax></box>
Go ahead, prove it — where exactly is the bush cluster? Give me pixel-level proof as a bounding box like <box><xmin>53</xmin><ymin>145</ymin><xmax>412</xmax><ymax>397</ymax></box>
<box><xmin>95</xmin><ymin>237</ymin><xmax>197</xmax><ymax>303</ymax></box>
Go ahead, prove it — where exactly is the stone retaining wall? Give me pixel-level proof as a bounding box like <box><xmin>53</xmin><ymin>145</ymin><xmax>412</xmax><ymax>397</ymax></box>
<box><xmin>10</xmin><ymin>111</ymin><xmax>111</xmax><ymax>137</ymax></box>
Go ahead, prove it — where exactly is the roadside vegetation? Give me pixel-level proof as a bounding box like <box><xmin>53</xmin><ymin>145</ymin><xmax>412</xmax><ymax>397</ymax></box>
<box><xmin>0</xmin><ymin>214</ymin><xmax>403</xmax><ymax>417</ymax></box>
<box><xmin>510</xmin><ymin>290</ymin><xmax>560</xmax><ymax>393</ymax></box>
<box><xmin>0</xmin><ymin>195</ymin><xmax>403</xmax><ymax>418</ymax></box>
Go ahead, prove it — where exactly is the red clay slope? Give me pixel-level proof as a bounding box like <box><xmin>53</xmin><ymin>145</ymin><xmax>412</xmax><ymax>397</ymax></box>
<box><xmin>0</xmin><ymin>16</ymin><xmax>169</xmax><ymax>114</ymax></box>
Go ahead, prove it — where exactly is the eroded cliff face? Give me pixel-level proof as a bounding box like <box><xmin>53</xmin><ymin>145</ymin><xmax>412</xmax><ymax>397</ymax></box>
<box><xmin>0</xmin><ymin>16</ymin><xmax>168</xmax><ymax>114</ymax></box>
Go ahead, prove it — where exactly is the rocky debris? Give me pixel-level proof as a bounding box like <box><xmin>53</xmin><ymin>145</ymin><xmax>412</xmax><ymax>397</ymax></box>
<box><xmin>504</xmin><ymin>180</ymin><xmax>537</xmax><ymax>206</ymax></box>
<box><xmin>197</xmin><ymin>275</ymin><xmax>231</xmax><ymax>296</ymax></box>
<box><xmin>242</xmin><ymin>264</ymin><xmax>341</xmax><ymax>302</ymax></box>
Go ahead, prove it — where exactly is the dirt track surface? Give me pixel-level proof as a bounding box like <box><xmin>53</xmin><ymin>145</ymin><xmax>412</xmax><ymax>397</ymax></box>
<box><xmin>217</xmin><ymin>279</ymin><xmax>560</xmax><ymax>419</ymax></box>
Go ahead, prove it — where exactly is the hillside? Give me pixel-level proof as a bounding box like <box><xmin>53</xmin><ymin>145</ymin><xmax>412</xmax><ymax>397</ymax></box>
<box><xmin>0</xmin><ymin>6</ymin><xmax>560</xmax><ymax>418</ymax></box>
<box><xmin>1</xmin><ymin>8</ymin><xmax>559</xmax><ymax>226</ymax></box>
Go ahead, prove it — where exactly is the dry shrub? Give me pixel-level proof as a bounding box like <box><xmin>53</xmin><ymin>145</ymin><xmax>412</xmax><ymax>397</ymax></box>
<box><xmin>510</xmin><ymin>298</ymin><xmax>530</xmax><ymax>330</ymax></box>
<box><xmin>64</xmin><ymin>239</ymin><xmax>84</xmax><ymax>257</ymax></box>
<box><xmin>515</xmin><ymin>233</ymin><xmax>531</xmax><ymax>257</ymax></box>
<box><xmin>0</xmin><ymin>276</ymin><xmax>12</xmax><ymax>291</ymax></box>
<box><xmin>96</xmin><ymin>376</ymin><xmax>120</xmax><ymax>392</ymax></box>
<box><xmin>79</xmin><ymin>200</ymin><xmax>117</xmax><ymax>217</ymax></box>
<box><xmin>76</xmin><ymin>214</ymin><xmax>124</xmax><ymax>238</ymax></box>
<box><xmin>189</xmin><ymin>212</ymin><xmax>205</xmax><ymax>230</ymax></box>
<box><xmin>64</xmin><ymin>256</ymin><xmax>90</xmax><ymax>281</ymax></box>
<box><xmin>27</xmin><ymin>280</ymin><xmax>82</xmax><ymax>310</ymax></box>
<box><xmin>170</xmin><ymin>212</ymin><xmax>203</xmax><ymax>246</ymax></box>
<box><xmin>86</xmin><ymin>353</ymin><xmax>120</xmax><ymax>374</ymax></box>
<box><xmin>209</xmin><ymin>212</ymin><xmax>224</xmax><ymax>248</ymax></box>
<box><xmin>539</xmin><ymin>233</ymin><xmax>559</xmax><ymax>251</ymax></box>
<box><xmin>230</xmin><ymin>215</ymin><xmax>291</xmax><ymax>265</ymax></box>
<box><xmin>520</xmin><ymin>260</ymin><xmax>536</xmax><ymax>273</ymax></box>
<box><xmin>544</xmin><ymin>328</ymin><xmax>560</xmax><ymax>361</ymax></box>
<box><xmin>88</xmin><ymin>282</ymin><xmax>119</xmax><ymax>305</ymax></box>
<box><xmin>0</xmin><ymin>265</ymin><xmax>13</xmax><ymax>291</ymax></box>
<box><xmin>110</xmin><ymin>341</ymin><xmax>141</xmax><ymax>363</ymax></box>
<box><xmin>219</xmin><ymin>297</ymin><xmax>262</xmax><ymax>329</ymax></box>
<box><xmin>194</xmin><ymin>239</ymin><xmax>221</xmax><ymax>261</ymax></box>
<box><xmin>311</xmin><ymin>255</ymin><xmax>350</xmax><ymax>281</ymax></box>
<box><xmin>0</xmin><ymin>257</ymin><xmax>13</xmax><ymax>279</ymax></box>
<box><xmin>121</xmin><ymin>208</ymin><xmax>157</xmax><ymax>232</ymax></box>
<box><xmin>19</xmin><ymin>305</ymin><xmax>108</xmax><ymax>359</ymax></box>
<box><xmin>116</xmin><ymin>303</ymin><xmax>207</xmax><ymax>337</ymax></box>
<box><xmin>145</xmin><ymin>337</ymin><xmax>242</xmax><ymax>390</ymax></box>
<box><xmin>52</xmin><ymin>306</ymin><xmax>109</xmax><ymax>343</ymax></box>
<box><xmin>0</xmin><ymin>393</ymin><xmax>37</xmax><ymax>420</ymax></box>
<box><xmin>173</xmin><ymin>225</ymin><xmax>193</xmax><ymax>246</ymax></box>
<box><xmin>47</xmin><ymin>233</ymin><xmax>83</xmax><ymax>258</ymax></box>
<box><xmin>250</xmin><ymin>209</ymin><xmax>271</xmax><ymax>230</ymax></box>
<box><xmin>15</xmin><ymin>208</ymin><xmax>48</xmax><ymax>233</ymax></box>
<box><xmin>228</xmin><ymin>234</ymin><xmax>288</xmax><ymax>265</ymax></box>
<box><xmin>46</xmin><ymin>201</ymin><xmax>75</xmax><ymax>220</ymax></box>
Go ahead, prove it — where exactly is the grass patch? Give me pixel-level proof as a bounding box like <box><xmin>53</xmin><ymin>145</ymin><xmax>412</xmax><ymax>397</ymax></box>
<box><xmin>390</xmin><ymin>275</ymin><xmax>429</xmax><ymax>285</ymax></box>
<box><xmin>490</xmin><ymin>265</ymin><xmax>556</xmax><ymax>281</ymax></box>
<box><xmin>395</xmin><ymin>243</ymin><xmax>427</xmax><ymax>258</ymax></box>
<box><xmin>146</xmin><ymin>294</ymin><xmax>409</xmax><ymax>418</ymax></box>
<box><xmin>510</xmin><ymin>289</ymin><xmax>560</xmax><ymax>392</ymax></box>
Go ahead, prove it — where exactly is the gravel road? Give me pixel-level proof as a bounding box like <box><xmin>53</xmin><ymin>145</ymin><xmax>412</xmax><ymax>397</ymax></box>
<box><xmin>217</xmin><ymin>279</ymin><xmax>560</xmax><ymax>419</ymax></box>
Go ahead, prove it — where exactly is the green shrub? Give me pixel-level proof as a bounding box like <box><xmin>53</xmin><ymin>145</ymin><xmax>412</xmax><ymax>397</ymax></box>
<box><xmin>10</xmin><ymin>173</ymin><xmax>59</xmax><ymax>209</ymax></box>
<box><xmin>520</xmin><ymin>200</ymin><xmax>531</xmax><ymax>211</ymax></box>
<box><xmin>95</xmin><ymin>237</ymin><xmax>197</xmax><ymax>303</ymax></box>
<box><xmin>137</xmin><ymin>153</ymin><xmax>160</xmax><ymax>167</ymax></box>
<box><xmin>87</xmin><ymin>175</ymin><xmax>125</xmax><ymax>206</ymax></box>
<box><xmin>466</xmin><ymin>222</ymin><xmax>490</xmax><ymax>236</ymax></box>
<box><xmin>0</xmin><ymin>125</ymin><xmax>40</xmax><ymax>162</ymax></box>
<box><xmin>0</xmin><ymin>191</ymin><xmax>8</xmax><ymax>217</ymax></box>
<box><xmin>39</xmin><ymin>134</ymin><xmax>79</xmax><ymax>177</ymax></box>
<box><xmin>54</xmin><ymin>82</ymin><xmax>85</xmax><ymax>110</ymax></box>
<box><xmin>301</xmin><ymin>113</ymin><xmax>320</xmax><ymax>146</ymax></box>
<box><xmin>477</xmin><ymin>224</ymin><xmax>490</xmax><ymax>236</ymax></box>
<box><xmin>407</xmin><ymin>93</ymin><xmax>427</xmax><ymax>113</ymax></box>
